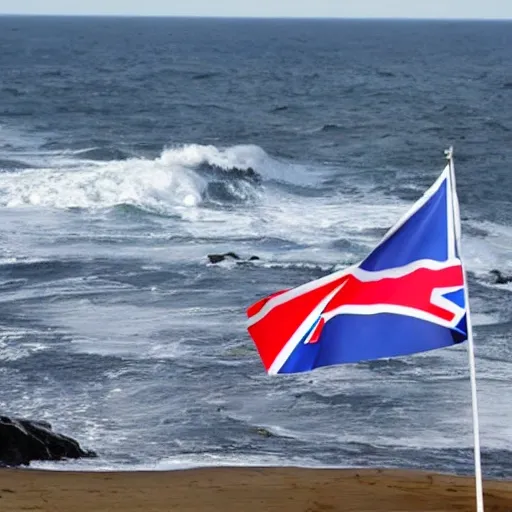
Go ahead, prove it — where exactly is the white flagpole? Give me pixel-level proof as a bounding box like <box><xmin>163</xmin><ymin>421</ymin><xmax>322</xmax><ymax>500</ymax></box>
<box><xmin>445</xmin><ymin>146</ymin><xmax>484</xmax><ymax>512</ymax></box>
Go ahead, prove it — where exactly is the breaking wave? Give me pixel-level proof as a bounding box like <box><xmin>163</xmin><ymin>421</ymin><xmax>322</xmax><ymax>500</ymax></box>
<box><xmin>0</xmin><ymin>144</ymin><xmax>280</xmax><ymax>214</ymax></box>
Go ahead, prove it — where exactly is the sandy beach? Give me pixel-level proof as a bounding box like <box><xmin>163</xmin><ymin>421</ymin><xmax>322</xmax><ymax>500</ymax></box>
<box><xmin>0</xmin><ymin>467</ymin><xmax>511</xmax><ymax>511</ymax></box>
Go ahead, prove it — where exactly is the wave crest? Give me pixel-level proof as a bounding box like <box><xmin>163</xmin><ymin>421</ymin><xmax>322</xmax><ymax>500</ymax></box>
<box><xmin>0</xmin><ymin>143</ymin><xmax>272</xmax><ymax>214</ymax></box>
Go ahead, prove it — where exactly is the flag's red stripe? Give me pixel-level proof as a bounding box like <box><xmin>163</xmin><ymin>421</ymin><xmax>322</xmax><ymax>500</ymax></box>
<box><xmin>308</xmin><ymin>317</ymin><xmax>325</xmax><ymax>344</ymax></box>
<box><xmin>324</xmin><ymin>265</ymin><xmax>463</xmax><ymax>322</ymax></box>
<box><xmin>247</xmin><ymin>278</ymin><xmax>346</xmax><ymax>370</ymax></box>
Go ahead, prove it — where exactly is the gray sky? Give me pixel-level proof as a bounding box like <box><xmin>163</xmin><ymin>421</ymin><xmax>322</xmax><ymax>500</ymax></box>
<box><xmin>0</xmin><ymin>0</ymin><xmax>511</xmax><ymax>19</ymax></box>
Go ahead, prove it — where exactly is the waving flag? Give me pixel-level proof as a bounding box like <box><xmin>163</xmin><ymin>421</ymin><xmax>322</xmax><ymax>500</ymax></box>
<box><xmin>247</xmin><ymin>161</ymin><xmax>468</xmax><ymax>374</ymax></box>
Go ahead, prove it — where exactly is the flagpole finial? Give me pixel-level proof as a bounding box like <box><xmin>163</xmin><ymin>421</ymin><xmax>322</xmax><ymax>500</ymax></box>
<box><xmin>444</xmin><ymin>146</ymin><xmax>454</xmax><ymax>160</ymax></box>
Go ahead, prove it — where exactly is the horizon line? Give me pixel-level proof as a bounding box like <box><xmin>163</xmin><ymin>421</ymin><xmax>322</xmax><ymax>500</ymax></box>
<box><xmin>0</xmin><ymin>13</ymin><xmax>511</xmax><ymax>21</ymax></box>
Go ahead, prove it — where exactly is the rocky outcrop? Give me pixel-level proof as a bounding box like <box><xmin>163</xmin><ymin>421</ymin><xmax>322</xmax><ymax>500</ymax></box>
<box><xmin>230</xmin><ymin>166</ymin><xmax>260</xmax><ymax>182</ymax></box>
<box><xmin>207</xmin><ymin>252</ymin><xmax>260</xmax><ymax>264</ymax></box>
<box><xmin>200</xmin><ymin>164</ymin><xmax>261</xmax><ymax>183</ymax></box>
<box><xmin>0</xmin><ymin>416</ymin><xmax>96</xmax><ymax>467</ymax></box>
<box><xmin>490</xmin><ymin>269</ymin><xmax>512</xmax><ymax>285</ymax></box>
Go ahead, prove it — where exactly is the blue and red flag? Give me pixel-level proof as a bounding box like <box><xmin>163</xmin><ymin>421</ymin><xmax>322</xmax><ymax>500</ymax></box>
<box><xmin>247</xmin><ymin>162</ymin><xmax>468</xmax><ymax>374</ymax></box>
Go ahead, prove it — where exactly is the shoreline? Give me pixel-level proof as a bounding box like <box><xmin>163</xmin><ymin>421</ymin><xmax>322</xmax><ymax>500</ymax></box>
<box><xmin>1</xmin><ymin>466</ymin><xmax>512</xmax><ymax>511</ymax></box>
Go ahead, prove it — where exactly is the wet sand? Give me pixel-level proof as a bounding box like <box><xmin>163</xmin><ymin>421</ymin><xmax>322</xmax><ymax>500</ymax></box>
<box><xmin>1</xmin><ymin>466</ymin><xmax>511</xmax><ymax>511</ymax></box>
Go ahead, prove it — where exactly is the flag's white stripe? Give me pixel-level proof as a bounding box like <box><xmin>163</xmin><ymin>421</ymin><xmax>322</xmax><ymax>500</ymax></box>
<box><xmin>303</xmin><ymin>316</ymin><xmax>322</xmax><ymax>345</ymax></box>
<box><xmin>349</xmin><ymin>258</ymin><xmax>461</xmax><ymax>281</ymax></box>
<box><xmin>322</xmin><ymin>304</ymin><xmax>450</xmax><ymax>327</ymax></box>
<box><xmin>248</xmin><ymin>258</ymin><xmax>461</xmax><ymax>328</ymax></box>
<box><xmin>322</xmin><ymin>293</ymin><xmax>464</xmax><ymax>329</ymax></box>
<box><xmin>268</xmin><ymin>282</ymin><xmax>347</xmax><ymax>375</ymax></box>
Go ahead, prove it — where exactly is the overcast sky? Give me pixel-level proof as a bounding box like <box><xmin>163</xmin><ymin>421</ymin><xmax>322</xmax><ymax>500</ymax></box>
<box><xmin>0</xmin><ymin>0</ymin><xmax>511</xmax><ymax>19</ymax></box>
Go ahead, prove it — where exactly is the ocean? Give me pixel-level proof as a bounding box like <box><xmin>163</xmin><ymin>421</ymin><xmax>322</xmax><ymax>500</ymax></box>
<box><xmin>0</xmin><ymin>16</ymin><xmax>511</xmax><ymax>476</ymax></box>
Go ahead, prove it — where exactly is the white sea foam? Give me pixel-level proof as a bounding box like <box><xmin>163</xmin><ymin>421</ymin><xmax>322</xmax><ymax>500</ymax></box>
<box><xmin>0</xmin><ymin>156</ymin><xmax>205</xmax><ymax>211</ymax></box>
<box><xmin>30</xmin><ymin>453</ymin><xmax>332</xmax><ymax>472</ymax></box>
<box><xmin>462</xmin><ymin>220</ymin><xmax>512</xmax><ymax>277</ymax></box>
<box><xmin>0</xmin><ymin>144</ymin><xmax>292</xmax><ymax>211</ymax></box>
<box><xmin>0</xmin><ymin>329</ymin><xmax>48</xmax><ymax>361</ymax></box>
<box><xmin>0</xmin><ymin>141</ymin><xmax>509</xmax><ymax>281</ymax></box>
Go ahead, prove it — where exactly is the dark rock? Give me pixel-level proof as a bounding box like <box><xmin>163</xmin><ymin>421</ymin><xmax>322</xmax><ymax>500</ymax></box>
<box><xmin>207</xmin><ymin>252</ymin><xmax>260</xmax><ymax>264</ymax></box>
<box><xmin>321</xmin><ymin>123</ymin><xmax>343</xmax><ymax>132</ymax></box>
<box><xmin>243</xmin><ymin>167</ymin><xmax>259</xmax><ymax>181</ymax></box>
<box><xmin>223</xmin><ymin>251</ymin><xmax>240</xmax><ymax>260</ymax></box>
<box><xmin>490</xmin><ymin>269</ymin><xmax>512</xmax><ymax>285</ymax></box>
<box><xmin>255</xmin><ymin>427</ymin><xmax>274</xmax><ymax>438</ymax></box>
<box><xmin>207</xmin><ymin>254</ymin><xmax>224</xmax><ymax>264</ymax></box>
<box><xmin>225</xmin><ymin>166</ymin><xmax>261</xmax><ymax>183</ymax></box>
<box><xmin>0</xmin><ymin>416</ymin><xmax>97</xmax><ymax>467</ymax></box>
<box><xmin>200</xmin><ymin>163</ymin><xmax>261</xmax><ymax>183</ymax></box>
<box><xmin>207</xmin><ymin>252</ymin><xmax>241</xmax><ymax>264</ymax></box>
